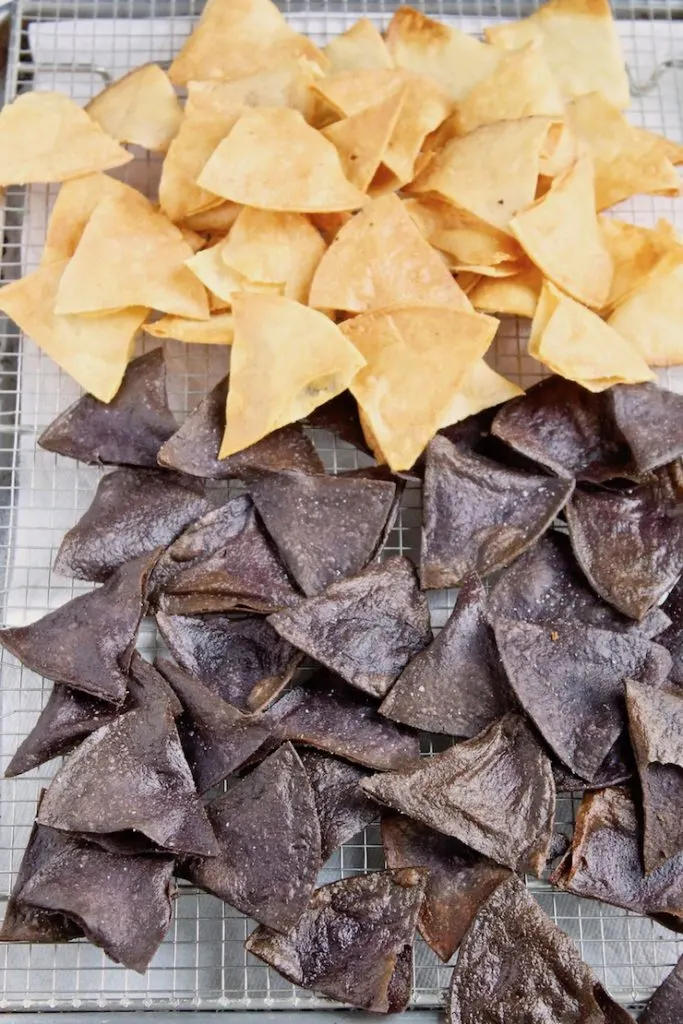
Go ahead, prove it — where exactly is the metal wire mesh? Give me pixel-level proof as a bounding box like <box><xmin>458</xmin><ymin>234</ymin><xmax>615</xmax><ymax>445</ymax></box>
<box><xmin>0</xmin><ymin>0</ymin><xmax>683</xmax><ymax>1013</ymax></box>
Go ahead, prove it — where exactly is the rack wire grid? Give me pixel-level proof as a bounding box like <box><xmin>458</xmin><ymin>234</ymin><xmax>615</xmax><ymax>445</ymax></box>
<box><xmin>0</xmin><ymin>0</ymin><xmax>682</xmax><ymax>1015</ymax></box>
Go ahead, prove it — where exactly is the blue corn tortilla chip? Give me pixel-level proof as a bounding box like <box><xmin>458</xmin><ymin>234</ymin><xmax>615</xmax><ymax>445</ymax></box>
<box><xmin>299</xmin><ymin>749</ymin><xmax>376</xmax><ymax>860</ymax></box>
<box><xmin>609</xmin><ymin>382</ymin><xmax>683</xmax><ymax>475</ymax></box>
<box><xmin>639</xmin><ymin>955</ymin><xmax>683</xmax><ymax>1024</ymax></box>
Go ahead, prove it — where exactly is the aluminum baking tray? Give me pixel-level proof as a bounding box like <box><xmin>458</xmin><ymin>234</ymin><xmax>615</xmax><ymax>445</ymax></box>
<box><xmin>1</xmin><ymin>0</ymin><xmax>683</xmax><ymax>1016</ymax></box>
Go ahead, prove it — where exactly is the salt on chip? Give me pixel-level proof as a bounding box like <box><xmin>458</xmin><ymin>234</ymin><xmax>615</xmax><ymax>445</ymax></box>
<box><xmin>404</xmin><ymin>197</ymin><xmax>522</xmax><ymax>271</ymax></box>
<box><xmin>86</xmin><ymin>64</ymin><xmax>182</xmax><ymax>152</ymax></box>
<box><xmin>321</xmin><ymin>88</ymin><xmax>407</xmax><ymax>194</ymax></box>
<box><xmin>0</xmin><ymin>260</ymin><xmax>146</xmax><ymax>403</ymax></box>
<box><xmin>566</xmin><ymin>92</ymin><xmax>681</xmax><ymax>210</ymax></box>
<box><xmin>198</xmin><ymin>107</ymin><xmax>365</xmax><ymax>213</ymax></box>
<box><xmin>530</xmin><ymin>280</ymin><xmax>655</xmax><ymax>389</ymax></box>
<box><xmin>341</xmin><ymin>305</ymin><xmax>498</xmax><ymax>471</ymax></box>
<box><xmin>510</xmin><ymin>155</ymin><xmax>613</xmax><ymax>309</ymax></box>
<box><xmin>41</xmin><ymin>173</ymin><xmax>136</xmax><ymax>266</ymax></box>
<box><xmin>168</xmin><ymin>0</ymin><xmax>325</xmax><ymax>86</ymax></box>
<box><xmin>485</xmin><ymin>0</ymin><xmax>630</xmax><ymax>110</ymax></box>
<box><xmin>144</xmin><ymin>313</ymin><xmax>235</xmax><ymax>345</ymax></box>
<box><xmin>600</xmin><ymin>216</ymin><xmax>679</xmax><ymax>312</ymax></box>
<box><xmin>607</xmin><ymin>251</ymin><xmax>683</xmax><ymax>367</ymax></box>
<box><xmin>441</xmin><ymin>360</ymin><xmax>524</xmax><ymax>429</ymax></box>
<box><xmin>220</xmin><ymin>293</ymin><xmax>365</xmax><ymax>458</ymax></box>
<box><xmin>469</xmin><ymin>266</ymin><xmax>543</xmax><ymax>318</ymax></box>
<box><xmin>221</xmin><ymin>208</ymin><xmax>326</xmax><ymax>300</ymax></box>
<box><xmin>323</xmin><ymin>18</ymin><xmax>393</xmax><ymax>73</ymax></box>
<box><xmin>309</xmin><ymin>193</ymin><xmax>471</xmax><ymax>313</ymax></box>
<box><xmin>0</xmin><ymin>91</ymin><xmax>132</xmax><ymax>186</ymax></box>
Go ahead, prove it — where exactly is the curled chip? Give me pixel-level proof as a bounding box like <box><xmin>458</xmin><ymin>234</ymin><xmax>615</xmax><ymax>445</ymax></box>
<box><xmin>600</xmin><ymin>217</ymin><xmax>680</xmax><ymax>313</ymax></box>
<box><xmin>321</xmin><ymin>89</ymin><xmax>407</xmax><ymax>194</ymax></box>
<box><xmin>144</xmin><ymin>313</ymin><xmax>235</xmax><ymax>345</ymax></box>
<box><xmin>323</xmin><ymin>18</ymin><xmax>393</xmax><ymax>74</ymax></box>
<box><xmin>41</xmin><ymin>173</ymin><xmax>139</xmax><ymax>266</ymax></box>
<box><xmin>441</xmin><ymin>361</ymin><xmax>523</xmax><ymax>430</ymax></box>
<box><xmin>420</xmin><ymin>433</ymin><xmax>573</xmax><ymax>588</ymax></box>
<box><xmin>380</xmin><ymin>573</ymin><xmax>513</xmax><ymax>738</ymax></box>
<box><xmin>382</xmin><ymin>814</ymin><xmax>511</xmax><ymax>963</ymax></box>
<box><xmin>0</xmin><ymin>91</ymin><xmax>131</xmax><ymax>186</ymax></box>
<box><xmin>39</xmin><ymin>349</ymin><xmax>177</xmax><ymax>467</ymax></box>
<box><xmin>245</xmin><ymin>868</ymin><xmax>427</xmax><ymax>1013</ymax></box>
<box><xmin>181</xmin><ymin>744</ymin><xmax>320</xmax><ymax>933</ymax></box>
<box><xmin>362</xmin><ymin>713</ymin><xmax>556</xmax><ymax>876</ymax></box>
<box><xmin>607</xmin><ymin>251</ymin><xmax>683</xmax><ymax>367</ymax></box>
<box><xmin>299</xmin><ymin>751</ymin><xmax>376</xmax><ymax>861</ymax></box>
<box><xmin>86</xmin><ymin>64</ymin><xmax>182</xmax><ymax>152</ymax></box>
<box><xmin>269</xmin><ymin>556</ymin><xmax>431</xmax><ymax>699</ymax></box>
<box><xmin>639</xmin><ymin>956</ymin><xmax>683</xmax><ymax>1024</ymax></box>
<box><xmin>247</xmin><ymin>469</ymin><xmax>397</xmax><ymax>596</ymax></box>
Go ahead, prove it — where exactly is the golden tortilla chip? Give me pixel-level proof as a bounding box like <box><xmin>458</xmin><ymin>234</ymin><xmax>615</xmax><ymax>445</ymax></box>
<box><xmin>321</xmin><ymin>88</ymin><xmax>407</xmax><ymax>193</ymax></box>
<box><xmin>404</xmin><ymin>197</ymin><xmax>522</xmax><ymax>270</ymax></box>
<box><xmin>385</xmin><ymin>6</ymin><xmax>501</xmax><ymax>100</ymax></box>
<box><xmin>566</xmin><ymin>93</ymin><xmax>681</xmax><ymax>210</ymax></box>
<box><xmin>341</xmin><ymin>304</ymin><xmax>499</xmax><ymax>470</ymax></box>
<box><xmin>538</xmin><ymin>121</ymin><xmax>579</xmax><ymax>178</ymax></box>
<box><xmin>168</xmin><ymin>0</ymin><xmax>325</xmax><ymax>86</ymax></box>
<box><xmin>600</xmin><ymin>216</ymin><xmax>679</xmax><ymax>312</ymax></box>
<box><xmin>180</xmin><ymin>204</ymin><xmax>241</xmax><ymax>234</ymax></box>
<box><xmin>469</xmin><ymin>265</ymin><xmax>543</xmax><ymax>318</ymax></box>
<box><xmin>309</xmin><ymin>193</ymin><xmax>471</xmax><ymax>313</ymax></box>
<box><xmin>55</xmin><ymin>192</ymin><xmax>210</xmax><ymax>320</ymax></box>
<box><xmin>187</xmin><ymin>240</ymin><xmax>278</xmax><ymax>305</ymax></box>
<box><xmin>41</xmin><ymin>173</ymin><xmax>136</xmax><ymax>266</ymax></box>
<box><xmin>485</xmin><ymin>0</ymin><xmax>630</xmax><ymax>109</ymax></box>
<box><xmin>607</xmin><ymin>251</ymin><xmax>683</xmax><ymax>366</ymax></box>
<box><xmin>510</xmin><ymin>155</ymin><xmax>613</xmax><ymax>309</ymax></box>
<box><xmin>323</xmin><ymin>18</ymin><xmax>393</xmax><ymax>73</ymax></box>
<box><xmin>190</xmin><ymin>62</ymin><xmax>321</xmax><ymax>121</ymax></box>
<box><xmin>0</xmin><ymin>260</ymin><xmax>147</xmax><ymax>401</ymax></box>
<box><xmin>144</xmin><ymin>312</ymin><xmax>235</xmax><ymax>345</ymax></box>
<box><xmin>221</xmin><ymin>208</ymin><xmax>326</xmax><ymax>300</ymax></box>
<box><xmin>441</xmin><ymin>360</ymin><xmax>524</xmax><ymax>428</ymax></box>
<box><xmin>86</xmin><ymin>64</ymin><xmax>182</xmax><ymax>152</ymax></box>
<box><xmin>220</xmin><ymin>294</ymin><xmax>365</xmax><ymax>457</ymax></box>
<box><xmin>530</xmin><ymin>280</ymin><xmax>655</xmax><ymax>389</ymax></box>
<box><xmin>198</xmin><ymin>107</ymin><xmax>366</xmax><ymax>212</ymax></box>
<box><xmin>410</xmin><ymin>117</ymin><xmax>552</xmax><ymax>234</ymax></box>
<box><xmin>0</xmin><ymin>91</ymin><xmax>132</xmax><ymax>186</ymax></box>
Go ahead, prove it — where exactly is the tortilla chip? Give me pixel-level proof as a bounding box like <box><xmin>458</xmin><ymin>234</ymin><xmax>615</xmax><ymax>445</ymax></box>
<box><xmin>485</xmin><ymin>0</ymin><xmax>630</xmax><ymax>109</ymax></box>
<box><xmin>404</xmin><ymin>196</ymin><xmax>522</xmax><ymax>270</ymax></box>
<box><xmin>0</xmin><ymin>91</ymin><xmax>132</xmax><ymax>186</ymax></box>
<box><xmin>86</xmin><ymin>64</ymin><xmax>182</xmax><ymax>152</ymax></box>
<box><xmin>608</xmin><ymin>382</ymin><xmax>683</xmax><ymax>474</ymax></box>
<box><xmin>607</xmin><ymin>251</ymin><xmax>683</xmax><ymax>367</ymax></box>
<box><xmin>565</xmin><ymin>464</ymin><xmax>683</xmax><ymax>620</ymax></box>
<box><xmin>530</xmin><ymin>280</ymin><xmax>655</xmax><ymax>389</ymax></box>
<box><xmin>247</xmin><ymin>469</ymin><xmax>397</xmax><ymax>597</ymax></box>
<box><xmin>0</xmin><ymin>552</ymin><xmax>154</xmax><ymax>705</ymax></box>
<box><xmin>600</xmin><ymin>216</ymin><xmax>679</xmax><ymax>313</ymax></box>
<box><xmin>186</xmin><ymin>240</ymin><xmax>274</xmax><ymax>304</ymax></box>
<box><xmin>156</xmin><ymin>610</ymin><xmax>302</xmax><ymax>711</ymax></box>
<box><xmin>639</xmin><ymin>956</ymin><xmax>683</xmax><ymax>1024</ymax></box>
<box><xmin>245</xmin><ymin>868</ymin><xmax>426</xmax><ymax>1013</ymax></box>
<box><xmin>323</xmin><ymin>18</ymin><xmax>393</xmax><ymax>73</ymax></box>
<box><xmin>179</xmin><ymin>203</ymin><xmax>241</xmax><ymax>233</ymax></box>
<box><xmin>270</xmin><ymin>557</ymin><xmax>431</xmax><ymax>699</ymax></box>
<box><xmin>220</xmin><ymin>294</ymin><xmax>365</xmax><ymax>458</ymax></box>
<box><xmin>157</xmin><ymin>376</ymin><xmax>323</xmax><ymax>479</ymax></box>
<box><xmin>300</xmin><ymin>751</ymin><xmax>376</xmax><ymax>861</ymax></box>
<box><xmin>553</xmin><ymin>736</ymin><xmax>636</xmax><ymax>794</ymax></box>
<box><xmin>420</xmin><ymin>433</ymin><xmax>573</xmax><ymax>588</ymax></box>
<box><xmin>198</xmin><ymin>107</ymin><xmax>365</xmax><ymax>212</ymax></box>
<box><xmin>55</xmin><ymin>192</ymin><xmax>209</xmax><ymax>319</ymax></box>
<box><xmin>439</xmin><ymin>361</ymin><xmax>523</xmax><ymax>433</ymax></box>
<box><xmin>156</xmin><ymin>494</ymin><xmax>301</xmax><ymax>616</ymax></box>
<box><xmin>660</xmin><ymin>579</ymin><xmax>683</xmax><ymax>687</ymax></box>
<box><xmin>469</xmin><ymin>265</ymin><xmax>542</xmax><ymax>318</ymax></box>
<box><xmin>322</xmin><ymin>88</ymin><xmax>407</xmax><ymax>193</ymax></box>
<box><xmin>127</xmin><ymin>651</ymin><xmax>184</xmax><ymax>718</ymax></box>
<box><xmin>362</xmin><ymin>713</ymin><xmax>555</xmax><ymax>875</ymax></box>
<box><xmin>144</xmin><ymin>312</ymin><xmax>235</xmax><ymax>345</ymax></box>
<box><xmin>39</xmin><ymin>349</ymin><xmax>177</xmax><ymax>466</ymax></box>
<box><xmin>0</xmin><ymin>260</ymin><xmax>147</xmax><ymax>404</ymax></box>
<box><xmin>410</xmin><ymin>117</ymin><xmax>552</xmax><ymax>234</ymax></box>
<box><xmin>41</xmin><ymin>173</ymin><xmax>138</xmax><ymax>266</ymax></box>
<box><xmin>538</xmin><ymin>120</ymin><xmax>579</xmax><ymax>178</ymax></box>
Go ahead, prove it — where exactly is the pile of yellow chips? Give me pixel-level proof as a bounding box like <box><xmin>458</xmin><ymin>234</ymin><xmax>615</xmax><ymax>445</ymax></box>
<box><xmin>0</xmin><ymin>0</ymin><xmax>682</xmax><ymax>470</ymax></box>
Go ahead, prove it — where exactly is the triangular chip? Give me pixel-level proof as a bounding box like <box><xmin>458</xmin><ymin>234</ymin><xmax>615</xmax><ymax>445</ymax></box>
<box><xmin>245</xmin><ymin>868</ymin><xmax>427</xmax><ymax>1012</ymax></box>
<box><xmin>566</xmin><ymin>92</ymin><xmax>681</xmax><ymax>210</ymax></box>
<box><xmin>37</xmin><ymin>700</ymin><xmax>218</xmax><ymax>857</ymax></box>
<box><xmin>54</xmin><ymin>468</ymin><xmax>209</xmax><ymax>582</ymax></box>
<box><xmin>362</xmin><ymin>713</ymin><xmax>555</xmax><ymax>875</ymax></box>
<box><xmin>609</xmin><ymin>382</ymin><xmax>683</xmax><ymax>474</ymax></box>
<box><xmin>180</xmin><ymin>743</ymin><xmax>320</xmax><ymax>932</ymax></box>
<box><xmin>55</xmin><ymin>192</ymin><xmax>209</xmax><ymax>319</ymax></box>
<box><xmin>309</xmin><ymin>193</ymin><xmax>471</xmax><ymax>313</ymax></box>
<box><xmin>299</xmin><ymin>750</ymin><xmax>376</xmax><ymax>860</ymax></box>
<box><xmin>380</xmin><ymin>573</ymin><xmax>513</xmax><ymax>737</ymax></box>
<box><xmin>0</xmin><ymin>260</ymin><xmax>147</xmax><ymax>404</ymax></box>
<box><xmin>155</xmin><ymin>493</ymin><xmax>301</xmax><ymax>615</ymax></box>
<box><xmin>382</xmin><ymin>815</ymin><xmax>511</xmax><ymax>964</ymax></box>
<box><xmin>41</xmin><ymin>173</ymin><xmax>138</xmax><ymax>266</ymax></box>
<box><xmin>323</xmin><ymin>18</ymin><xmax>393</xmax><ymax>73</ymax></box>
<box><xmin>157</xmin><ymin>376</ymin><xmax>324</xmax><ymax>479</ymax></box>
<box><xmin>600</xmin><ymin>216</ymin><xmax>680</xmax><ymax>313</ymax></box>
<box><xmin>168</xmin><ymin>0</ymin><xmax>324</xmax><ymax>85</ymax></box>
<box><xmin>0</xmin><ymin>552</ymin><xmax>154</xmax><ymax>705</ymax></box>
<box><xmin>448</xmin><ymin>875</ymin><xmax>634</xmax><ymax>1024</ymax></box>
<box><xmin>404</xmin><ymin>197</ymin><xmax>522</xmax><ymax>271</ymax></box>
<box><xmin>495</xmin><ymin>617</ymin><xmax>670</xmax><ymax>781</ymax></box>
<box><xmin>640</xmin><ymin>956</ymin><xmax>683</xmax><ymax>1024</ymax></box>
<box><xmin>220</xmin><ymin>294</ymin><xmax>365</xmax><ymax>458</ymax></box>
<box><xmin>409</xmin><ymin>117</ymin><xmax>553</xmax><ymax>234</ymax></box>
<box><xmin>270</xmin><ymin>557</ymin><xmax>431</xmax><ymax>699</ymax></box>
<box><xmin>186</xmin><ymin>239</ymin><xmax>278</xmax><ymax>305</ymax></box>
<box><xmin>0</xmin><ymin>91</ymin><xmax>132</xmax><ymax>185</ymax></box>
<box><xmin>39</xmin><ymin>349</ymin><xmax>178</xmax><ymax>466</ymax></box>
<box><xmin>441</xmin><ymin>361</ymin><xmax>524</xmax><ymax>428</ymax></box>
<box><xmin>565</xmin><ymin>464</ymin><xmax>683</xmax><ymax>620</ymax></box>
<box><xmin>484</xmin><ymin>0</ymin><xmax>630</xmax><ymax>109</ymax></box>
<box><xmin>247</xmin><ymin>469</ymin><xmax>396</xmax><ymax>596</ymax></box>
<box><xmin>86</xmin><ymin>64</ymin><xmax>182</xmax><ymax>151</ymax></box>
<box><xmin>156</xmin><ymin>610</ymin><xmax>302</xmax><ymax>711</ymax></box>
<box><xmin>154</xmin><ymin>657</ymin><xmax>270</xmax><ymax>794</ymax></box>
<box><xmin>468</xmin><ymin>266</ymin><xmax>542</xmax><ymax>318</ymax></box>
<box><xmin>510</xmin><ymin>156</ymin><xmax>614</xmax><ymax>308</ymax></box>
<box><xmin>420</xmin><ymin>433</ymin><xmax>573</xmax><ymax>588</ymax></box>
<box><xmin>607</xmin><ymin>251</ymin><xmax>683</xmax><ymax>367</ymax></box>
<box><xmin>144</xmin><ymin>312</ymin><xmax>235</xmax><ymax>345</ymax></box>
<box><xmin>198</xmin><ymin>107</ymin><xmax>365</xmax><ymax>213</ymax></box>
<box><xmin>529</xmin><ymin>280</ymin><xmax>655</xmax><ymax>390</ymax></box>
<box><xmin>321</xmin><ymin>89</ymin><xmax>407</xmax><ymax>194</ymax></box>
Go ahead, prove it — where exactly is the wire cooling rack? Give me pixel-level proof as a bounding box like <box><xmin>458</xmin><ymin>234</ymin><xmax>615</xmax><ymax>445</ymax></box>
<box><xmin>1</xmin><ymin>0</ymin><xmax>683</xmax><ymax>1014</ymax></box>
